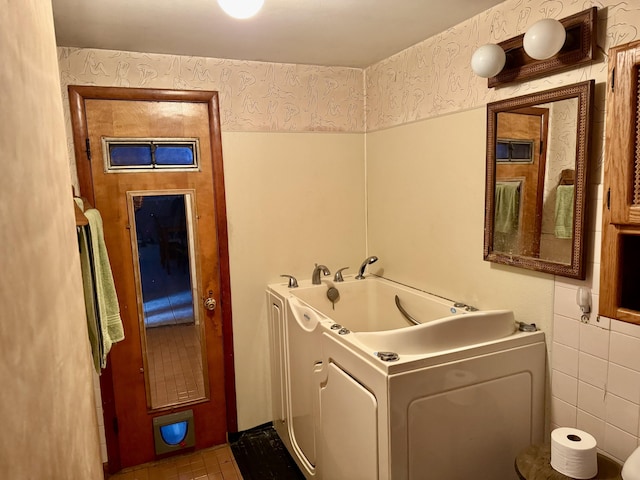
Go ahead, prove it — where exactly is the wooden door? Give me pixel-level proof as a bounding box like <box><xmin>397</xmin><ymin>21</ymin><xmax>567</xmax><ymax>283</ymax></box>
<box><xmin>69</xmin><ymin>87</ymin><xmax>236</xmax><ymax>470</ymax></box>
<box><xmin>495</xmin><ymin>107</ymin><xmax>548</xmax><ymax>257</ymax></box>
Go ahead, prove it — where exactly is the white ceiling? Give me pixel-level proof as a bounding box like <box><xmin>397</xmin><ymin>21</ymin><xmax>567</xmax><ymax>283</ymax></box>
<box><xmin>52</xmin><ymin>0</ymin><xmax>505</xmax><ymax>68</ymax></box>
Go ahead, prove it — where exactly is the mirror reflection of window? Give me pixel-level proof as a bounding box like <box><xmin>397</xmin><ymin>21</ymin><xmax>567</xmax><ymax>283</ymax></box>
<box><xmin>511</xmin><ymin>141</ymin><xmax>533</xmax><ymax>161</ymax></box>
<box><xmin>496</xmin><ymin>139</ymin><xmax>534</xmax><ymax>163</ymax></box>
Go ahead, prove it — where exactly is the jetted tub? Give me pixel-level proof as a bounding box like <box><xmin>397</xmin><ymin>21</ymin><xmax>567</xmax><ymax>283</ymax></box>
<box><xmin>267</xmin><ymin>276</ymin><xmax>546</xmax><ymax>480</ymax></box>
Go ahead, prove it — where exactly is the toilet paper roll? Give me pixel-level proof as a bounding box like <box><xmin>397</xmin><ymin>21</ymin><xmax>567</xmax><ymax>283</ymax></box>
<box><xmin>551</xmin><ymin>427</ymin><xmax>598</xmax><ymax>479</ymax></box>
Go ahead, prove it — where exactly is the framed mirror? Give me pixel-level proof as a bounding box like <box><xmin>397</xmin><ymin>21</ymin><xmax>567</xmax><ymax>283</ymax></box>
<box><xmin>484</xmin><ymin>80</ymin><xmax>594</xmax><ymax>279</ymax></box>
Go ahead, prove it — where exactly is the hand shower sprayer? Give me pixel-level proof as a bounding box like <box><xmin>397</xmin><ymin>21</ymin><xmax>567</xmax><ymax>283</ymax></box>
<box><xmin>355</xmin><ymin>256</ymin><xmax>378</xmax><ymax>279</ymax></box>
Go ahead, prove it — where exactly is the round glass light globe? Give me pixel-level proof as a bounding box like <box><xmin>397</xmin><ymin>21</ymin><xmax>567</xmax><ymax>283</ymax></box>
<box><xmin>218</xmin><ymin>0</ymin><xmax>264</xmax><ymax>19</ymax></box>
<box><xmin>523</xmin><ymin>18</ymin><xmax>566</xmax><ymax>60</ymax></box>
<box><xmin>471</xmin><ymin>44</ymin><xmax>506</xmax><ymax>78</ymax></box>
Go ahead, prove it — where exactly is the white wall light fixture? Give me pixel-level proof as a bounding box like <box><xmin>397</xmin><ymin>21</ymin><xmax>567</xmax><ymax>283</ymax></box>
<box><xmin>470</xmin><ymin>8</ymin><xmax>599</xmax><ymax>86</ymax></box>
<box><xmin>218</xmin><ymin>0</ymin><xmax>264</xmax><ymax>19</ymax></box>
<box><xmin>471</xmin><ymin>44</ymin><xmax>507</xmax><ymax>78</ymax></box>
<box><xmin>523</xmin><ymin>18</ymin><xmax>567</xmax><ymax>60</ymax></box>
<box><xmin>471</xmin><ymin>18</ymin><xmax>567</xmax><ymax>78</ymax></box>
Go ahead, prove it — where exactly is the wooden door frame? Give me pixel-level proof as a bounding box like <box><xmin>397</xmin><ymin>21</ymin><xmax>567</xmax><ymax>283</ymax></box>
<box><xmin>68</xmin><ymin>86</ymin><xmax>237</xmax><ymax>472</ymax></box>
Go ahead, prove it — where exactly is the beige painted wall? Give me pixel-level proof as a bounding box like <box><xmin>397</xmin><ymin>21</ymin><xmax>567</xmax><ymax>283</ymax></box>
<box><xmin>222</xmin><ymin>131</ymin><xmax>365</xmax><ymax>428</ymax></box>
<box><xmin>366</xmin><ymin>108</ymin><xmax>554</xmax><ymax>327</ymax></box>
<box><xmin>0</xmin><ymin>1</ymin><xmax>103</xmax><ymax>478</ymax></box>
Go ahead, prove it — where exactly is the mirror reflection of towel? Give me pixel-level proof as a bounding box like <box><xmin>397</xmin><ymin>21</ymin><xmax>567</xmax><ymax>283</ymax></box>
<box><xmin>495</xmin><ymin>182</ymin><xmax>520</xmax><ymax>234</ymax></box>
<box><xmin>555</xmin><ymin>185</ymin><xmax>574</xmax><ymax>239</ymax></box>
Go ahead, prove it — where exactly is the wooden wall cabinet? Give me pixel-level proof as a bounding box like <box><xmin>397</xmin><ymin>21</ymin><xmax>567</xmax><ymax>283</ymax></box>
<box><xmin>600</xmin><ymin>40</ymin><xmax>640</xmax><ymax>324</ymax></box>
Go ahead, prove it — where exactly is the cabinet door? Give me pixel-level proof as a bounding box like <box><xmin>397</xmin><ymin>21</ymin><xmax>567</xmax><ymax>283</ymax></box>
<box><xmin>600</xmin><ymin>40</ymin><xmax>640</xmax><ymax>323</ymax></box>
<box><xmin>607</xmin><ymin>40</ymin><xmax>640</xmax><ymax>225</ymax></box>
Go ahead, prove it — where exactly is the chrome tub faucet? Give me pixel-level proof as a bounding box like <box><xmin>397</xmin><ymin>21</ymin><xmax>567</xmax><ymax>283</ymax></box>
<box><xmin>355</xmin><ymin>256</ymin><xmax>378</xmax><ymax>279</ymax></box>
<box><xmin>312</xmin><ymin>264</ymin><xmax>331</xmax><ymax>285</ymax></box>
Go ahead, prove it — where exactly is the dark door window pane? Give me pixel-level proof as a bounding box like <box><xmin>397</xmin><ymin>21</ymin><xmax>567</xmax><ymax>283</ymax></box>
<box><xmin>110</xmin><ymin>145</ymin><xmax>153</xmax><ymax>166</ymax></box>
<box><xmin>155</xmin><ymin>145</ymin><xmax>195</xmax><ymax>166</ymax></box>
<box><xmin>496</xmin><ymin>141</ymin><xmax>509</xmax><ymax>160</ymax></box>
<box><xmin>511</xmin><ymin>141</ymin><xmax>533</xmax><ymax>160</ymax></box>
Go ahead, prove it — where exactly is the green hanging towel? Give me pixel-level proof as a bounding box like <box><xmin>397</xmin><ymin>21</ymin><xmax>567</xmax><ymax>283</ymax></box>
<box><xmin>555</xmin><ymin>185</ymin><xmax>574</xmax><ymax>239</ymax></box>
<box><xmin>84</xmin><ymin>208</ymin><xmax>125</xmax><ymax>368</ymax></box>
<box><xmin>494</xmin><ymin>182</ymin><xmax>520</xmax><ymax>234</ymax></box>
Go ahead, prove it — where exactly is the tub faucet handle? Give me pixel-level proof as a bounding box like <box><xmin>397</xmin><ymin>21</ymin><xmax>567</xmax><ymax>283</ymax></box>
<box><xmin>280</xmin><ymin>275</ymin><xmax>298</xmax><ymax>288</ymax></box>
<box><xmin>516</xmin><ymin>321</ymin><xmax>537</xmax><ymax>332</ymax></box>
<box><xmin>334</xmin><ymin>267</ymin><xmax>349</xmax><ymax>282</ymax></box>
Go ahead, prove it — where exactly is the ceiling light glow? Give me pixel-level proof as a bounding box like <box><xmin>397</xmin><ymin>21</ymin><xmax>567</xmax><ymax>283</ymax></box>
<box><xmin>217</xmin><ymin>0</ymin><xmax>264</xmax><ymax>19</ymax></box>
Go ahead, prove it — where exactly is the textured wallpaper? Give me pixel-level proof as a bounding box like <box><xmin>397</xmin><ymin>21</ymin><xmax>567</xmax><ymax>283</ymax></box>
<box><xmin>365</xmin><ymin>0</ymin><xmax>640</xmax><ymax>132</ymax></box>
<box><xmin>57</xmin><ymin>47</ymin><xmax>365</xmax><ymax>133</ymax></box>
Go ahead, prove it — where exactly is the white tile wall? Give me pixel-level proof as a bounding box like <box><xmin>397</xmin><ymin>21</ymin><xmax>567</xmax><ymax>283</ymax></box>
<box><xmin>552</xmin><ymin>312</ymin><xmax>640</xmax><ymax>464</ymax></box>
<box><xmin>605</xmin><ymin>394</ymin><xmax>639</xmax><ymax>436</ymax></box>
<box><xmin>551</xmin><ymin>180</ymin><xmax>640</xmax><ymax>463</ymax></box>
<box><xmin>552</xmin><ymin>342</ymin><xmax>579</xmax><ymax>377</ymax></box>
<box><xmin>552</xmin><ymin>370</ymin><xmax>578</xmax><ymax>405</ymax></box>
<box><xmin>552</xmin><ymin>312</ymin><xmax>640</xmax><ymax>463</ymax></box>
<box><xmin>577</xmin><ymin>381</ymin><xmax>606</xmax><ymax>419</ymax></box>
<box><xmin>551</xmin><ymin>188</ymin><xmax>640</xmax><ymax>462</ymax></box>
<box><xmin>553</xmin><ymin>314</ymin><xmax>580</xmax><ymax>349</ymax></box>
<box><xmin>551</xmin><ymin>396</ymin><xmax>577</xmax><ymax>428</ymax></box>
<box><xmin>577</xmin><ymin>410</ymin><xmax>605</xmax><ymax>447</ymax></box>
<box><xmin>578</xmin><ymin>352</ymin><xmax>608</xmax><ymax>389</ymax></box>
<box><xmin>604</xmin><ymin>424</ymin><xmax>638</xmax><ymax>461</ymax></box>
<box><xmin>610</xmin><ymin>333</ymin><xmax>640</xmax><ymax>371</ymax></box>
<box><xmin>579</xmin><ymin>323</ymin><xmax>610</xmax><ymax>359</ymax></box>
<box><xmin>608</xmin><ymin>364</ymin><xmax>640</xmax><ymax>403</ymax></box>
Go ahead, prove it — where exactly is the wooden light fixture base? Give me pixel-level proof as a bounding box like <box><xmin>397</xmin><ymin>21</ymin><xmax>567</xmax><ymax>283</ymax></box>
<box><xmin>488</xmin><ymin>7</ymin><xmax>597</xmax><ymax>88</ymax></box>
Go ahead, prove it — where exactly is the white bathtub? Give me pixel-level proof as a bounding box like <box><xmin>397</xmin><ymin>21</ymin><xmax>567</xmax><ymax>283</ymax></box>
<box><xmin>267</xmin><ymin>276</ymin><xmax>546</xmax><ymax>480</ymax></box>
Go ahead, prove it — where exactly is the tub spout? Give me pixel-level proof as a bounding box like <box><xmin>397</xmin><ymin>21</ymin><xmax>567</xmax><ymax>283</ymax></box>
<box><xmin>355</xmin><ymin>256</ymin><xmax>378</xmax><ymax>279</ymax></box>
<box><xmin>312</xmin><ymin>264</ymin><xmax>331</xmax><ymax>285</ymax></box>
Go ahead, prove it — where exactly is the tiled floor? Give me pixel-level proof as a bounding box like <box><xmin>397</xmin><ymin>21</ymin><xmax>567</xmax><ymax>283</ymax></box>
<box><xmin>146</xmin><ymin>323</ymin><xmax>206</xmax><ymax>407</ymax></box>
<box><xmin>107</xmin><ymin>444</ymin><xmax>242</xmax><ymax>480</ymax></box>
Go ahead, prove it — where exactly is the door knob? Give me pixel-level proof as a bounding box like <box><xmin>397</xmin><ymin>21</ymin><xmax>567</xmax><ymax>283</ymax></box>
<box><xmin>204</xmin><ymin>296</ymin><xmax>217</xmax><ymax>311</ymax></box>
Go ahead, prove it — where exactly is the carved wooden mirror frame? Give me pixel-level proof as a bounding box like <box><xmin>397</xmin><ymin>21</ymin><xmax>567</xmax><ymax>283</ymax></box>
<box><xmin>483</xmin><ymin>80</ymin><xmax>594</xmax><ymax>279</ymax></box>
